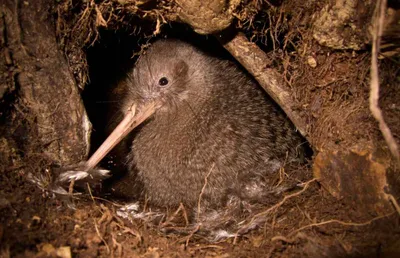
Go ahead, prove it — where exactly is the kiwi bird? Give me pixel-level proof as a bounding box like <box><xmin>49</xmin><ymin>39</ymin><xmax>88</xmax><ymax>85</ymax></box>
<box><xmin>99</xmin><ymin>39</ymin><xmax>306</xmax><ymax>210</ymax></box>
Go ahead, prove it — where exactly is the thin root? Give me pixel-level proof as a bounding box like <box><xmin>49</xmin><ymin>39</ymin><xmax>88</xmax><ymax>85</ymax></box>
<box><xmin>370</xmin><ymin>0</ymin><xmax>400</xmax><ymax>163</ymax></box>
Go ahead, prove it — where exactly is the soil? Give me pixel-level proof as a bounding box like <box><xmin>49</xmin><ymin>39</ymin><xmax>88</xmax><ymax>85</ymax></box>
<box><xmin>1</xmin><ymin>163</ymin><xmax>399</xmax><ymax>257</ymax></box>
<box><xmin>1</xmin><ymin>0</ymin><xmax>400</xmax><ymax>257</ymax></box>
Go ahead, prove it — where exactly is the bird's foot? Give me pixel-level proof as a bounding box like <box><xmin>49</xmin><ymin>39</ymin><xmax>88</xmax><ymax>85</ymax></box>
<box><xmin>28</xmin><ymin>162</ymin><xmax>111</xmax><ymax>201</ymax></box>
<box><xmin>56</xmin><ymin>162</ymin><xmax>111</xmax><ymax>185</ymax></box>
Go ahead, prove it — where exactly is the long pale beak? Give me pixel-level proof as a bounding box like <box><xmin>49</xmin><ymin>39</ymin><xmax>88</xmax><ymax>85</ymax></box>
<box><xmin>84</xmin><ymin>101</ymin><xmax>159</xmax><ymax>171</ymax></box>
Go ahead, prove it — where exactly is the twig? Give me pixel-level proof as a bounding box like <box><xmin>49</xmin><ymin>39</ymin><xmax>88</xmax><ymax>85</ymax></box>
<box><xmin>112</xmin><ymin>220</ymin><xmax>142</xmax><ymax>241</ymax></box>
<box><xmin>369</xmin><ymin>0</ymin><xmax>400</xmax><ymax>163</ymax></box>
<box><xmin>197</xmin><ymin>163</ymin><xmax>215</xmax><ymax>220</ymax></box>
<box><xmin>289</xmin><ymin>212</ymin><xmax>395</xmax><ymax>236</ymax></box>
<box><xmin>234</xmin><ymin>178</ymin><xmax>317</xmax><ymax>243</ymax></box>
<box><xmin>267</xmin><ymin>212</ymin><xmax>395</xmax><ymax>257</ymax></box>
<box><xmin>86</xmin><ymin>182</ymin><xmax>96</xmax><ymax>203</ymax></box>
<box><xmin>191</xmin><ymin>245</ymin><xmax>225</xmax><ymax>250</ymax></box>
<box><xmin>111</xmin><ymin>233</ymin><xmax>123</xmax><ymax>258</ymax></box>
<box><xmin>387</xmin><ymin>194</ymin><xmax>400</xmax><ymax>215</ymax></box>
<box><xmin>94</xmin><ymin>3</ymin><xmax>107</xmax><ymax>27</ymax></box>
<box><xmin>92</xmin><ymin>196</ymin><xmax>124</xmax><ymax>207</ymax></box>
<box><xmin>217</xmin><ymin>32</ymin><xmax>309</xmax><ymax>140</ymax></box>
<box><xmin>94</xmin><ymin>221</ymin><xmax>110</xmax><ymax>254</ymax></box>
<box><xmin>185</xmin><ymin>224</ymin><xmax>200</xmax><ymax>247</ymax></box>
<box><xmin>68</xmin><ymin>179</ymin><xmax>75</xmax><ymax>195</ymax></box>
<box><xmin>247</xmin><ymin>178</ymin><xmax>316</xmax><ymax>225</ymax></box>
<box><xmin>161</xmin><ymin>202</ymin><xmax>189</xmax><ymax>227</ymax></box>
<box><xmin>98</xmin><ymin>204</ymin><xmax>113</xmax><ymax>225</ymax></box>
<box><xmin>15</xmin><ymin>0</ymin><xmax>29</xmax><ymax>56</ymax></box>
<box><xmin>271</xmin><ymin>235</ymin><xmax>296</xmax><ymax>243</ymax></box>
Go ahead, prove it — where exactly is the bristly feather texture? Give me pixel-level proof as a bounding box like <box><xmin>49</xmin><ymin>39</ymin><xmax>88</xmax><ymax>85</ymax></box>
<box><xmin>117</xmin><ymin>39</ymin><xmax>307</xmax><ymax>212</ymax></box>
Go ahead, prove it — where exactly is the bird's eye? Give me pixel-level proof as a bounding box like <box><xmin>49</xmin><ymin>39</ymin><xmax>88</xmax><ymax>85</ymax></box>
<box><xmin>158</xmin><ymin>77</ymin><xmax>169</xmax><ymax>86</ymax></box>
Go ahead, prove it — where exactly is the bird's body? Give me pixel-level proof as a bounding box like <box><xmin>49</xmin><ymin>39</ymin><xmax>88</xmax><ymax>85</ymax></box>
<box><xmin>118</xmin><ymin>39</ymin><xmax>305</xmax><ymax>209</ymax></box>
